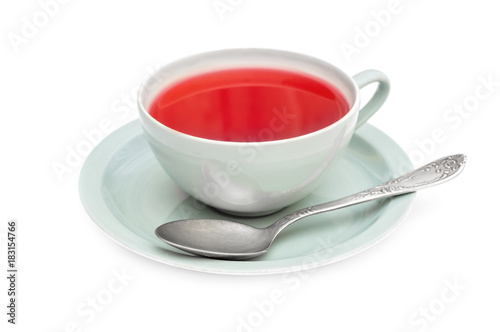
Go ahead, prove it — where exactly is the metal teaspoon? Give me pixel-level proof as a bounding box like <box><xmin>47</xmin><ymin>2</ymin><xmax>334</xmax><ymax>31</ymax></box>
<box><xmin>155</xmin><ymin>154</ymin><xmax>466</xmax><ymax>260</ymax></box>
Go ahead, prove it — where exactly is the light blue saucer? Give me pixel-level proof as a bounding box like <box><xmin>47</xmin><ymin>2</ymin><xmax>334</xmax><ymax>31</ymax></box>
<box><xmin>79</xmin><ymin>120</ymin><xmax>415</xmax><ymax>275</ymax></box>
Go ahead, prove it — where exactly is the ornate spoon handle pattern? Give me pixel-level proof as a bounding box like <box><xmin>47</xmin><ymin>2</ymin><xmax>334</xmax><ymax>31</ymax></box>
<box><xmin>270</xmin><ymin>154</ymin><xmax>466</xmax><ymax>234</ymax></box>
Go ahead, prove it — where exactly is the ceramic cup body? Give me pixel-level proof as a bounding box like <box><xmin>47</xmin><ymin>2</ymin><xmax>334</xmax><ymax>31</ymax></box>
<box><xmin>138</xmin><ymin>49</ymin><xmax>389</xmax><ymax>216</ymax></box>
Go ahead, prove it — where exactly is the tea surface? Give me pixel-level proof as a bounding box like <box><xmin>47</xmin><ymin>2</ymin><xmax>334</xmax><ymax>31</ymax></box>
<box><xmin>149</xmin><ymin>68</ymin><xmax>349</xmax><ymax>142</ymax></box>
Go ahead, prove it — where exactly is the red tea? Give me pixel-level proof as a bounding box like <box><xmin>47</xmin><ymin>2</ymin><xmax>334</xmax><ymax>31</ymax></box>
<box><xmin>148</xmin><ymin>68</ymin><xmax>349</xmax><ymax>142</ymax></box>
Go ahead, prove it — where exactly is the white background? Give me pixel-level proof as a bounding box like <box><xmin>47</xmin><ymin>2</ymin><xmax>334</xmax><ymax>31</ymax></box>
<box><xmin>1</xmin><ymin>0</ymin><xmax>499</xmax><ymax>331</ymax></box>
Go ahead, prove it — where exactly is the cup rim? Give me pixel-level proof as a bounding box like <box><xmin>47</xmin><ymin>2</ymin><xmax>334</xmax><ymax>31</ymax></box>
<box><xmin>138</xmin><ymin>48</ymin><xmax>360</xmax><ymax>146</ymax></box>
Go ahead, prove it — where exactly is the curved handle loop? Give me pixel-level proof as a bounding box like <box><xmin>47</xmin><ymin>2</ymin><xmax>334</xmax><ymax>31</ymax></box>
<box><xmin>352</xmin><ymin>69</ymin><xmax>390</xmax><ymax>130</ymax></box>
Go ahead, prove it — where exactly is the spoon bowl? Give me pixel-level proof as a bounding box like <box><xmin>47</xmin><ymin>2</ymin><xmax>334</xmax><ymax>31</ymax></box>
<box><xmin>156</xmin><ymin>154</ymin><xmax>466</xmax><ymax>260</ymax></box>
<box><xmin>156</xmin><ymin>219</ymin><xmax>273</xmax><ymax>259</ymax></box>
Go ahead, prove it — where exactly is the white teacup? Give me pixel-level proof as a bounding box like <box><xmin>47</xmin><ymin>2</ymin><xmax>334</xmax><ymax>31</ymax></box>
<box><xmin>138</xmin><ymin>49</ymin><xmax>389</xmax><ymax>216</ymax></box>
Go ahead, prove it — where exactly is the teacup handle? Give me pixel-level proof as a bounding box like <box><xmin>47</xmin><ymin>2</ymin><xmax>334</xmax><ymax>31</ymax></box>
<box><xmin>352</xmin><ymin>69</ymin><xmax>390</xmax><ymax>130</ymax></box>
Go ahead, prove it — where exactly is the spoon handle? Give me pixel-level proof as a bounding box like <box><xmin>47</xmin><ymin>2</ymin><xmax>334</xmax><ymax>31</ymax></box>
<box><xmin>271</xmin><ymin>154</ymin><xmax>466</xmax><ymax>234</ymax></box>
